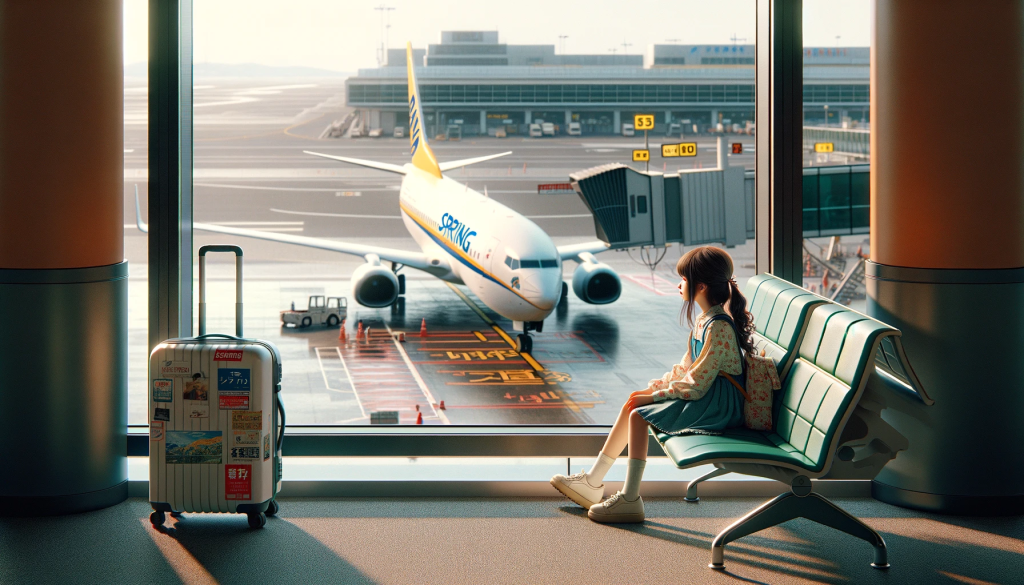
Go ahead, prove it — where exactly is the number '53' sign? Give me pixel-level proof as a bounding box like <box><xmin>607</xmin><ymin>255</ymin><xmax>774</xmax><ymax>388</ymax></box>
<box><xmin>634</xmin><ymin>114</ymin><xmax>655</xmax><ymax>130</ymax></box>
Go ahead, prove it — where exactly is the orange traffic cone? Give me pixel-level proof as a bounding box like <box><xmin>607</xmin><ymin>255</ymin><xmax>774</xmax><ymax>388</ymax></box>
<box><xmin>356</xmin><ymin>321</ymin><xmax>364</xmax><ymax>341</ymax></box>
<box><xmin>415</xmin><ymin>412</ymin><xmax>423</xmax><ymax>425</ymax></box>
<box><xmin>338</xmin><ymin>319</ymin><xmax>347</xmax><ymax>342</ymax></box>
<box><xmin>399</xmin><ymin>332</ymin><xmax>406</xmax><ymax>342</ymax></box>
<box><xmin>419</xmin><ymin>319</ymin><xmax>428</xmax><ymax>338</ymax></box>
<box><xmin>439</xmin><ymin>400</ymin><xmax>446</xmax><ymax>410</ymax></box>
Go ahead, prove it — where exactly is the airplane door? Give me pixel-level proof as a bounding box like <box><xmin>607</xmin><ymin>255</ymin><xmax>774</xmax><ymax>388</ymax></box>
<box><xmin>483</xmin><ymin>236</ymin><xmax>500</xmax><ymax>272</ymax></box>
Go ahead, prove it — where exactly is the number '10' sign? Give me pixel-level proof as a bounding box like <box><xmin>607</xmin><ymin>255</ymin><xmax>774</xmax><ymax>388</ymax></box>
<box><xmin>662</xmin><ymin>143</ymin><xmax>698</xmax><ymax>157</ymax></box>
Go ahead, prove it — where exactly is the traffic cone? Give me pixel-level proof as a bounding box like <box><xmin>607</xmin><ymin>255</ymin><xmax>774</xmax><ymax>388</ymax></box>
<box><xmin>439</xmin><ymin>400</ymin><xmax>446</xmax><ymax>410</ymax></box>
<box><xmin>338</xmin><ymin>319</ymin><xmax>347</xmax><ymax>342</ymax></box>
<box><xmin>356</xmin><ymin>321</ymin><xmax>364</xmax><ymax>341</ymax></box>
<box><xmin>415</xmin><ymin>412</ymin><xmax>423</xmax><ymax>425</ymax></box>
<box><xmin>419</xmin><ymin>319</ymin><xmax>428</xmax><ymax>338</ymax></box>
<box><xmin>399</xmin><ymin>332</ymin><xmax>406</xmax><ymax>342</ymax></box>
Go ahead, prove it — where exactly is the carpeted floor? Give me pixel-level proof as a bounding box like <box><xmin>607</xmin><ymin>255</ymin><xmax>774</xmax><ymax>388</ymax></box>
<box><xmin>1</xmin><ymin>497</ymin><xmax>1021</xmax><ymax>584</ymax></box>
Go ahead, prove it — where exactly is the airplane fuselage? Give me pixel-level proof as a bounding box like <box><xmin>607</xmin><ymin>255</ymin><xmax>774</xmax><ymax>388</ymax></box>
<box><xmin>397</xmin><ymin>165</ymin><xmax>563</xmax><ymax>323</ymax></box>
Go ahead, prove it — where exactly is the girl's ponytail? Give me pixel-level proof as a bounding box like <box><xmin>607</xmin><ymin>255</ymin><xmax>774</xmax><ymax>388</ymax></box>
<box><xmin>727</xmin><ymin>278</ymin><xmax>755</xmax><ymax>355</ymax></box>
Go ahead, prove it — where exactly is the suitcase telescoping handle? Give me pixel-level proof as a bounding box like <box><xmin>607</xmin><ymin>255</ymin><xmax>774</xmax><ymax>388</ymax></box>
<box><xmin>198</xmin><ymin>245</ymin><xmax>243</xmax><ymax>337</ymax></box>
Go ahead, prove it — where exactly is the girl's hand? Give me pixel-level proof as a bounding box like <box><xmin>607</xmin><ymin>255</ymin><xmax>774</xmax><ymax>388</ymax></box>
<box><xmin>626</xmin><ymin>394</ymin><xmax>656</xmax><ymax>411</ymax></box>
<box><xmin>628</xmin><ymin>389</ymin><xmax>654</xmax><ymax>400</ymax></box>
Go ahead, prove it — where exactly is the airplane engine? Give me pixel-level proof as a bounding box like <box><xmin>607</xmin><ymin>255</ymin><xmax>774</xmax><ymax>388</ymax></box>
<box><xmin>572</xmin><ymin>257</ymin><xmax>621</xmax><ymax>305</ymax></box>
<box><xmin>351</xmin><ymin>261</ymin><xmax>400</xmax><ymax>308</ymax></box>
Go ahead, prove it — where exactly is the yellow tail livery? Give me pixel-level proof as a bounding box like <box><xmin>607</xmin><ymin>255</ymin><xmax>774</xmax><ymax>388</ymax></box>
<box><xmin>406</xmin><ymin>43</ymin><xmax>442</xmax><ymax>178</ymax></box>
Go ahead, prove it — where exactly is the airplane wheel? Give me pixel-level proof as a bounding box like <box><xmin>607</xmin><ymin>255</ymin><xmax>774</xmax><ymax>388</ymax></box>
<box><xmin>516</xmin><ymin>334</ymin><xmax>532</xmax><ymax>354</ymax></box>
<box><xmin>301</xmin><ymin>317</ymin><xmax>311</xmax><ymax>328</ymax></box>
<box><xmin>560</xmin><ymin>282</ymin><xmax>568</xmax><ymax>302</ymax></box>
<box><xmin>327</xmin><ymin>315</ymin><xmax>339</xmax><ymax>327</ymax></box>
<box><xmin>398</xmin><ymin>274</ymin><xmax>406</xmax><ymax>295</ymax></box>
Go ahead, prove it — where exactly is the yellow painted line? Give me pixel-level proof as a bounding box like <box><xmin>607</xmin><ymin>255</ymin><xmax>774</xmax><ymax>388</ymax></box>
<box><xmin>445</xmin><ymin>282</ymin><xmax>544</xmax><ymax>372</ymax></box>
<box><xmin>473</xmin><ymin>331</ymin><xmax>487</xmax><ymax>341</ymax></box>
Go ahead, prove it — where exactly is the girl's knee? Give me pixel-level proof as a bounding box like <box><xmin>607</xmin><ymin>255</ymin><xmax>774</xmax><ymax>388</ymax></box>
<box><xmin>628</xmin><ymin>409</ymin><xmax>647</xmax><ymax>426</ymax></box>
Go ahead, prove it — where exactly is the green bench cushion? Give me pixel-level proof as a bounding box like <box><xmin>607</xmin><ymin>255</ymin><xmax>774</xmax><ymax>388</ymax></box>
<box><xmin>657</xmin><ymin>428</ymin><xmax>817</xmax><ymax>469</ymax></box>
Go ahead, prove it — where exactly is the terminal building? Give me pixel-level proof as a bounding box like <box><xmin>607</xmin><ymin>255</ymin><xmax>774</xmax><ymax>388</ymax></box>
<box><xmin>346</xmin><ymin>31</ymin><xmax>868</xmax><ymax>136</ymax></box>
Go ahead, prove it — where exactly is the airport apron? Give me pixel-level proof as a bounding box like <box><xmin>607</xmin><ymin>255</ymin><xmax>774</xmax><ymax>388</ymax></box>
<box><xmin>635</xmin><ymin>315</ymin><xmax>745</xmax><ymax>436</ymax></box>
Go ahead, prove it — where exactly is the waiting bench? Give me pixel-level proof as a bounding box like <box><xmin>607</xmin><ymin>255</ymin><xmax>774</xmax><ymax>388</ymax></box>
<box><xmin>655</xmin><ymin>274</ymin><xmax>933</xmax><ymax>570</ymax></box>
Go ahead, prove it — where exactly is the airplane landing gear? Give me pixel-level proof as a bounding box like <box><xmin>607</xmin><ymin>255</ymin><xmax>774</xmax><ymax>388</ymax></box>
<box><xmin>514</xmin><ymin>320</ymin><xmax>544</xmax><ymax>353</ymax></box>
<box><xmin>515</xmin><ymin>333</ymin><xmax>532</xmax><ymax>354</ymax></box>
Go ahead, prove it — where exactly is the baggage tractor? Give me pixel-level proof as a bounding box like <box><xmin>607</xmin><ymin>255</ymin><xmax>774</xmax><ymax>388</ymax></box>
<box><xmin>149</xmin><ymin>245</ymin><xmax>284</xmax><ymax>529</ymax></box>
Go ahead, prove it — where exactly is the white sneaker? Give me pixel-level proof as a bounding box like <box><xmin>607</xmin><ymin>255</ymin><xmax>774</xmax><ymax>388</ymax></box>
<box><xmin>588</xmin><ymin>491</ymin><xmax>645</xmax><ymax>523</ymax></box>
<box><xmin>550</xmin><ymin>470</ymin><xmax>604</xmax><ymax>509</ymax></box>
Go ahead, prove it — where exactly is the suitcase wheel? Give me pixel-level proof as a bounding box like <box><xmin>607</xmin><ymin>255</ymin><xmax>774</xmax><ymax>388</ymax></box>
<box><xmin>266</xmin><ymin>500</ymin><xmax>279</xmax><ymax>517</ymax></box>
<box><xmin>150</xmin><ymin>510</ymin><xmax>165</xmax><ymax>527</ymax></box>
<box><xmin>247</xmin><ymin>512</ymin><xmax>267</xmax><ymax>529</ymax></box>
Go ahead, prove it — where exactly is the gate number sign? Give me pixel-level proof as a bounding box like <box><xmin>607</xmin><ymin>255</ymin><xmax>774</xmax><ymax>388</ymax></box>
<box><xmin>634</xmin><ymin>114</ymin><xmax>655</xmax><ymax>131</ymax></box>
<box><xmin>661</xmin><ymin>143</ymin><xmax>697</xmax><ymax>157</ymax></box>
<box><xmin>815</xmin><ymin>142</ymin><xmax>834</xmax><ymax>153</ymax></box>
<box><xmin>632</xmin><ymin>149</ymin><xmax>650</xmax><ymax>162</ymax></box>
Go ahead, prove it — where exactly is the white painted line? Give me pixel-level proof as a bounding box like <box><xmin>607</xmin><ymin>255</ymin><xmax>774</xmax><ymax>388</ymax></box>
<box><xmin>382</xmin><ymin>323</ymin><xmax>450</xmax><ymax>425</ymax></box>
<box><xmin>207</xmin><ymin>221</ymin><xmax>303</xmax><ymax>226</ymax></box>
<box><xmin>271</xmin><ymin>208</ymin><xmax>402</xmax><ymax>219</ymax></box>
<box><xmin>195</xmin><ymin>182</ymin><xmax>349</xmax><ymax>192</ymax></box>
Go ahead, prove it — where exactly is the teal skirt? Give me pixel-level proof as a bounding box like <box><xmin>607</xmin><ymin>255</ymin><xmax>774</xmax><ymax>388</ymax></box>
<box><xmin>636</xmin><ymin>374</ymin><xmax>745</xmax><ymax>436</ymax></box>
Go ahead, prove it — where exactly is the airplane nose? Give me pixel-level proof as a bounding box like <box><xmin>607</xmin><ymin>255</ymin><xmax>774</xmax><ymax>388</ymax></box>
<box><xmin>521</xmin><ymin>271</ymin><xmax>561</xmax><ymax>313</ymax></box>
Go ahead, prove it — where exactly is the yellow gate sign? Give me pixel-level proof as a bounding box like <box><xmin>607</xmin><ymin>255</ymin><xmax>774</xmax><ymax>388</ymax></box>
<box><xmin>632</xmin><ymin>149</ymin><xmax>650</xmax><ymax>162</ymax></box>
<box><xmin>814</xmin><ymin>142</ymin><xmax>834</xmax><ymax>153</ymax></box>
<box><xmin>634</xmin><ymin>114</ymin><xmax>655</xmax><ymax>131</ymax></box>
<box><xmin>663</xmin><ymin>142</ymin><xmax>698</xmax><ymax>157</ymax></box>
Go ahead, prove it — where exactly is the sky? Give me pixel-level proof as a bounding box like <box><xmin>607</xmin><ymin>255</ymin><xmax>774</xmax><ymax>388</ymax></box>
<box><xmin>123</xmin><ymin>0</ymin><xmax>870</xmax><ymax>72</ymax></box>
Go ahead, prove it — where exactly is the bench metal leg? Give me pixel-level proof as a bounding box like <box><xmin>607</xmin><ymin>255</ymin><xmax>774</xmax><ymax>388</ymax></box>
<box><xmin>684</xmin><ymin>468</ymin><xmax>731</xmax><ymax>502</ymax></box>
<box><xmin>709</xmin><ymin>492</ymin><xmax>889</xmax><ymax>571</ymax></box>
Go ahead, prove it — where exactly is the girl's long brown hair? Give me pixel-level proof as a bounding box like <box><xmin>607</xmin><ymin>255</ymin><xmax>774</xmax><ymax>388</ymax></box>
<box><xmin>676</xmin><ymin>246</ymin><xmax>754</xmax><ymax>354</ymax></box>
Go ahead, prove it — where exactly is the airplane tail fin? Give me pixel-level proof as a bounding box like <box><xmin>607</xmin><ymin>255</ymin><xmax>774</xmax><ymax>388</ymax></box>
<box><xmin>406</xmin><ymin>43</ymin><xmax>442</xmax><ymax>179</ymax></box>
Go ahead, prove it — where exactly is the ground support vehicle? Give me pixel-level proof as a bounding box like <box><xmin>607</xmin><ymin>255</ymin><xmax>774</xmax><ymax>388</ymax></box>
<box><xmin>281</xmin><ymin>295</ymin><xmax>347</xmax><ymax>328</ymax></box>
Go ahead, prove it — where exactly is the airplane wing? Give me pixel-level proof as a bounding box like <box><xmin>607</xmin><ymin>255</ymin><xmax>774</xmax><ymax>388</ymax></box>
<box><xmin>557</xmin><ymin>240</ymin><xmax>611</xmax><ymax>261</ymax></box>
<box><xmin>438</xmin><ymin>151</ymin><xmax>512</xmax><ymax>172</ymax></box>
<box><xmin>303</xmin><ymin>151</ymin><xmax>407</xmax><ymax>175</ymax></box>
<box><xmin>193</xmin><ymin>222</ymin><xmax>434</xmax><ymax>270</ymax></box>
<box><xmin>134</xmin><ymin>191</ymin><xmax>435</xmax><ymax>271</ymax></box>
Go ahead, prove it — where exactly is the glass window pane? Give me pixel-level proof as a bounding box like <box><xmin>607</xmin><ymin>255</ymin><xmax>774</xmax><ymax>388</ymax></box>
<box><xmin>802</xmin><ymin>0</ymin><xmax>871</xmax><ymax>305</ymax></box>
<box><xmin>125</xmin><ymin>0</ymin><xmax>148</xmax><ymax>426</ymax></box>
<box><xmin>190</xmin><ymin>2</ymin><xmax>757</xmax><ymax>429</ymax></box>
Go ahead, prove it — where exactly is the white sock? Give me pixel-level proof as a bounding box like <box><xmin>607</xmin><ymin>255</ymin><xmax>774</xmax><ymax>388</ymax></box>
<box><xmin>622</xmin><ymin>458</ymin><xmax>647</xmax><ymax>500</ymax></box>
<box><xmin>585</xmin><ymin>452</ymin><xmax>616</xmax><ymax>485</ymax></box>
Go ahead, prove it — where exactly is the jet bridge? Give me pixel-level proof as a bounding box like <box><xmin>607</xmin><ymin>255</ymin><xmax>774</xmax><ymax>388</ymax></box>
<box><xmin>572</xmin><ymin>162</ymin><xmax>872</xmax><ymax>251</ymax></box>
<box><xmin>569</xmin><ymin>163</ymin><xmax>748</xmax><ymax>249</ymax></box>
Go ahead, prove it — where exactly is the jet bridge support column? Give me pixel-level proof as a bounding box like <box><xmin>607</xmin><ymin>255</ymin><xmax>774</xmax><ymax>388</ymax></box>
<box><xmin>868</xmin><ymin>0</ymin><xmax>1024</xmax><ymax>514</ymax></box>
<box><xmin>0</xmin><ymin>0</ymin><xmax>127</xmax><ymax>515</ymax></box>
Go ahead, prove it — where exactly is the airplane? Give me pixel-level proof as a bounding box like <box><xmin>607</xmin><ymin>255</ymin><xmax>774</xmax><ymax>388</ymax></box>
<box><xmin>137</xmin><ymin>43</ymin><xmax>622</xmax><ymax>353</ymax></box>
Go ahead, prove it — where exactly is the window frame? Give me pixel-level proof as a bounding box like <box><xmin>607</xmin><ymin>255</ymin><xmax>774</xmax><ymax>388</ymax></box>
<box><xmin>143</xmin><ymin>0</ymin><xmax>803</xmax><ymax>457</ymax></box>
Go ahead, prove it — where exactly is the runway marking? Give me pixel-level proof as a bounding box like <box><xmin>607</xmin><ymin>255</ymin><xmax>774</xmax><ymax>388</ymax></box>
<box><xmin>443</xmin><ymin>282</ymin><xmax>544</xmax><ymax>372</ymax></box>
<box><xmin>382</xmin><ymin>322</ymin><xmax>450</xmax><ymax>425</ymax></box>
<box><xmin>195</xmin><ymin>182</ymin><xmax>352</xmax><ymax>192</ymax></box>
<box><xmin>473</xmin><ymin>331</ymin><xmax>487</xmax><ymax>341</ymax></box>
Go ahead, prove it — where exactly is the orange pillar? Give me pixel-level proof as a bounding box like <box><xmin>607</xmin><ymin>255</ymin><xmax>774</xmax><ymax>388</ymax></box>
<box><xmin>0</xmin><ymin>0</ymin><xmax>123</xmax><ymax>268</ymax></box>
<box><xmin>868</xmin><ymin>0</ymin><xmax>1024</xmax><ymax>513</ymax></box>
<box><xmin>0</xmin><ymin>1</ymin><xmax>127</xmax><ymax>515</ymax></box>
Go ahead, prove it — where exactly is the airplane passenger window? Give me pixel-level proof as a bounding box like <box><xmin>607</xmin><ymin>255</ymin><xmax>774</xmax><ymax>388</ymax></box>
<box><xmin>178</xmin><ymin>1</ymin><xmax>763</xmax><ymax>429</ymax></box>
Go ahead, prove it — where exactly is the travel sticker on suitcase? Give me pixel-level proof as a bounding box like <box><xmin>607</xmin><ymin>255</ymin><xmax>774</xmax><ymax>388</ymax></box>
<box><xmin>165</xmin><ymin>430</ymin><xmax>223</xmax><ymax>464</ymax></box>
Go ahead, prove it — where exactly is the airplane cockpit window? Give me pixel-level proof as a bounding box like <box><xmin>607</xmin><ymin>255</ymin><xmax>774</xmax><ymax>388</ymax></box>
<box><xmin>504</xmin><ymin>256</ymin><xmax>520</xmax><ymax>270</ymax></box>
<box><xmin>540</xmin><ymin>259</ymin><xmax>558</xmax><ymax>268</ymax></box>
<box><xmin>519</xmin><ymin>260</ymin><xmax>541</xmax><ymax>269</ymax></box>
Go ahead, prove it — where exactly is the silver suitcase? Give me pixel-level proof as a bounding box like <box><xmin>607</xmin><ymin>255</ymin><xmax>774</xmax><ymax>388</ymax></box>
<box><xmin>148</xmin><ymin>245</ymin><xmax>284</xmax><ymax>529</ymax></box>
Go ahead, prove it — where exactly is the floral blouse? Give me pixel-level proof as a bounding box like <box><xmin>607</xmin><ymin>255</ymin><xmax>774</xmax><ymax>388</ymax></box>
<box><xmin>648</xmin><ymin>304</ymin><xmax>744</xmax><ymax>402</ymax></box>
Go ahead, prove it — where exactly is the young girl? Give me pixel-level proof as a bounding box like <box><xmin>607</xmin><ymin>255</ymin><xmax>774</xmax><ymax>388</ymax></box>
<box><xmin>550</xmin><ymin>246</ymin><xmax>755</xmax><ymax>523</ymax></box>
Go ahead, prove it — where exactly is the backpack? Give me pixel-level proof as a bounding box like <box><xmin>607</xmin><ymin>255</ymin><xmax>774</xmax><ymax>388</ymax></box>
<box><xmin>702</xmin><ymin>314</ymin><xmax>782</xmax><ymax>431</ymax></box>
